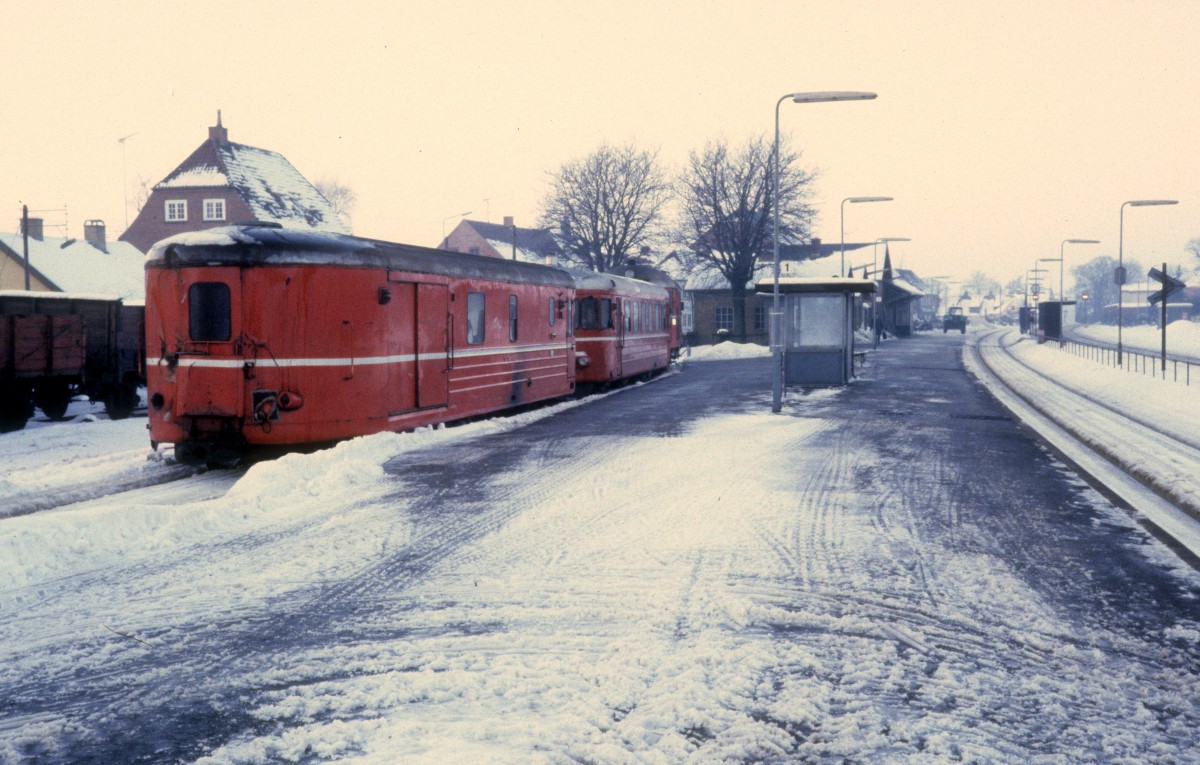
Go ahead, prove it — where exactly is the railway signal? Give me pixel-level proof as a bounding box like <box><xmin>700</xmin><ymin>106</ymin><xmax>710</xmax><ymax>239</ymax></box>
<box><xmin>1147</xmin><ymin>263</ymin><xmax>1187</xmax><ymax>372</ymax></box>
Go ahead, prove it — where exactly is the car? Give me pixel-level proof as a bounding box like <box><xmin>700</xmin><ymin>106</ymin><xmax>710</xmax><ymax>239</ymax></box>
<box><xmin>943</xmin><ymin>306</ymin><xmax>968</xmax><ymax>333</ymax></box>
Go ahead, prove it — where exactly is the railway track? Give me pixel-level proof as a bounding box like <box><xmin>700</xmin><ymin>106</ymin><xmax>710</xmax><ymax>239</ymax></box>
<box><xmin>966</xmin><ymin>327</ymin><xmax>1200</xmax><ymax>561</ymax></box>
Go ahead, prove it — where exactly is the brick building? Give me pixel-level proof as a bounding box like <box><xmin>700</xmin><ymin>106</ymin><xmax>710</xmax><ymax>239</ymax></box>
<box><xmin>684</xmin><ymin>241</ymin><xmax>872</xmax><ymax>346</ymax></box>
<box><xmin>120</xmin><ymin>114</ymin><xmax>348</xmax><ymax>253</ymax></box>
<box><xmin>438</xmin><ymin>217</ymin><xmax>560</xmax><ymax>265</ymax></box>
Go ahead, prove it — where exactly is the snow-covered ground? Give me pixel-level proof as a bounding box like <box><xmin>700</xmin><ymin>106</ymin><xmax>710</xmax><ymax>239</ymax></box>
<box><xmin>1</xmin><ymin>339</ymin><xmax>1198</xmax><ymax>763</ymax></box>
<box><xmin>1072</xmin><ymin>319</ymin><xmax>1200</xmax><ymax>360</ymax></box>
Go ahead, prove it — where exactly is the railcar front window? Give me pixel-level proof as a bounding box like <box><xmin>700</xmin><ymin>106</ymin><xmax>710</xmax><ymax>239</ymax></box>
<box><xmin>600</xmin><ymin>299</ymin><xmax>612</xmax><ymax>329</ymax></box>
<box><xmin>467</xmin><ymin>292</ymin><xmax>485</xmax><ymax>344</ymax></box>
<box><xmin>577</xmin><ymin>297</ymin><xmax>599</xmax><ymax>329</ymax></box>
<box><xmin>509</xmin><ymin>296</ymin><xmax>518</xmax><ymax>341</ymax></box>
<box><xmin>188</xmin><ymin>282</ymin><xmax>231</xmax><ymax>341</ymax></box>
<box><xmin>548</xmin><ymin>297</ymin><xmax>556</xmax><ymax>326</ymax></box>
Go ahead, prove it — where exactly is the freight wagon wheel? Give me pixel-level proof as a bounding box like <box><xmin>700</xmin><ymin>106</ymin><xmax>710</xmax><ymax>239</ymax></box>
<box><xmin>0</xmin><ymin>385</ymin><xmax>33</xmax><ymax>432</ymax></box>
<box><xmin>104</xmin><ymin>384</ymin><xmax>140</xmax><ymax>420</ymax></box>
<box><xmin>34</xmin><ymin>382</ymin><xmax>72</xmax><ymax>421</ymax></box>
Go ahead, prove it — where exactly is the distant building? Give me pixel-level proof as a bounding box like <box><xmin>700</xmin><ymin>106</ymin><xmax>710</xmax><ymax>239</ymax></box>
<box><xmin>0</xmin><ymin>217</ymin><xmax>144</xmax><ymax>299</ymax></box>
<box><xmin>438</xmin><ymin>217</ymin><xmax>560</xmax><ymax>265</ymax></box>
<box><xmin>684</xmin><ymin>240</ymin><xmax>872</xmax><ymax>346</ymax></box>
<box><xmin>879</xmin><ymin>248</ymin><xmax>924</xmax><ymax>337</ymax></box>
<box><xmin>120</xmin><ymin>114</ymin><xmax>348</xmax><ymax>253</ymax></box>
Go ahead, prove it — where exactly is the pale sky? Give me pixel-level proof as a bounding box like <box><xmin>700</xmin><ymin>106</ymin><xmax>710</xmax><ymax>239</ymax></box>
<box><xmin>3</xmin><ymin>0</ymin><xmax>1196</xmax><ymax>292</ymax></box>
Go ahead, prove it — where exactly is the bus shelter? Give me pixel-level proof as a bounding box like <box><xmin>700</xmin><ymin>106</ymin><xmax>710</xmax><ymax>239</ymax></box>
<box><xmin>756</xmin><ymin>277</ymin><xmax>876</xmax><ymax>386</ymax></box>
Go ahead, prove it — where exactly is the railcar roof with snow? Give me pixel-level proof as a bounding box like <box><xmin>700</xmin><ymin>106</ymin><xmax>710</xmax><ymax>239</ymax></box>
<box><xmin>147</xmin><ymin>225</ymin><xmax>576</xmax><ymax>288</ymax></box>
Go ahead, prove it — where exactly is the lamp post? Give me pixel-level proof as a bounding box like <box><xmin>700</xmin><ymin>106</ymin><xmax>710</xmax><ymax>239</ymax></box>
<box><xmin>1027</xmin><ymin>267</ymin><xmax>1047</xmax><ymax>307</ymax></box>
<box><xmin>1118</xmin><ymin>199</ymin><xmax>1177</xmax><ymax>366</ymax></box>
<box><xmin>1037</xmin><ymin>258</ymin><xmax>1061</xmax><ymax>300</ymax></box>
<box><xmin>871</xmin><ymin>236</ymin><xmax>910</xmax><ymax>344</ymax></box>
<box><xmin>771</xmin><ymin>90</ymin><xmax>877</xmax><ymax>413</ymax></box>
<box><xmin>840</xmin><ymin>196</ymin><xmax>892</xmax><ymax>276</ymax></box>
<box><xmin>1056</xmin><ymin>238</ymin><xmax>1100</xmax><ymax>305</ymax></box>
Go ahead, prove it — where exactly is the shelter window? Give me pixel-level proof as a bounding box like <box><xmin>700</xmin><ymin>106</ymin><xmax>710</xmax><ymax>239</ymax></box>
<box><xmin>165</xmin><ymin>200</ymin><xmax>188</xmax><ymax>222</ymax></box>
<box><xmin>467</xmin><ymin>292</ymin><xmax>485</xmax><ymax>344</ymax></box>
<box><xmin>202</xmin><ymin>199</ymin><xmax>226</xmax><ymax>221</ymax></box>
<box><xmin>509</xmin><ymin>295</ymin><xmax>518</xmax><ymax>341</ymax></box>
<box><xmin>715</xmin><ymin>305</ymin><xmax>734</xmax><ymax>332</ymax></box>
<box><xmin>188</xmin><ymin>282</ymin><xmax>231</xmax><ymax>342</ymax></box>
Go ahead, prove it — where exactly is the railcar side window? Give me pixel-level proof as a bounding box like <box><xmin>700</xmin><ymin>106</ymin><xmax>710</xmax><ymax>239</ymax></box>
<box><xmin>509</xmin><ymin>295</ymin><xmax>518</xmax><ymax>341</ymax></box>
<box><xmin>188</xmin><ymin>282</ymin><xmax>231</xmax><ymax>341</ymax></box>
<box><xmin>467</xmin><ymin>292</ymin><xmax>485</xmax><ymax>344</ymax></box>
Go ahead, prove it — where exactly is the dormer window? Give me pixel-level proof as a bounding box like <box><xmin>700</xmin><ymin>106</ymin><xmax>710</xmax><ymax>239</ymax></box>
<box><xmin>203</xmin><ymin>199</ymin><xmax>226</xmax><ymax>221</ymax></box>
<box><xmin>165</xmin><ymin>200</ymin><xmax>188</xmax><ymax>222</ymax></box>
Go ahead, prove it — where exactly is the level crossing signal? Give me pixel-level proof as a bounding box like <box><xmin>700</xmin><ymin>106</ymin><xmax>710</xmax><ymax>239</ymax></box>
<box><xmin>1147</xmin><ymin>266</ymin><xmax>1186</xmax><ymax>305</ymax></box>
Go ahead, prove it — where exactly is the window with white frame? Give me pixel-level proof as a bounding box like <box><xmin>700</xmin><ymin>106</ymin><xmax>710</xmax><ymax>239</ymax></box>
<box><xmin>165</xmin><ymin>200</ymin><xmax>188</xmax><ymax>222</ymax></box>
<box><xmin>753</xmin><ymin>305</ymin><xmax>769</xmax><ymax>332</ymax></box>
<box><xmin>203</xmin><ymin>199</ymin><xmax>226</xmax><ymax>221</ymax></box>
<box><xmin>715</xmin><ymin>305</ymin><xmax>734</xmax><ymax>331</ymax></box>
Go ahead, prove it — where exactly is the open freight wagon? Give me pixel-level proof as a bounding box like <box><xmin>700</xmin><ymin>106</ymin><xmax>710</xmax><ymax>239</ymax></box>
<box><xmin>0</xmin><ymin>291</ymin><xmax>144</xmax><ymax>432</ymax></box>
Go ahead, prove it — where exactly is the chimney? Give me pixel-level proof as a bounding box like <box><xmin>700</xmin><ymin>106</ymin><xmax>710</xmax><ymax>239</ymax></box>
<box><xmin>208</xmin><ymin>109</ymin><xmax>228</xmax><ymax>145</ymax></box>
<box><xmin>503</xmin><ymin>216</ymin><xmax>514</xmax><ymax>227</ymax></box>
<box><xmin>84</xmin><ymin>220</ymin><xmax>107</xmax><ymax>252</ymax></box>
<box><xmin>20</xmin><ymin>217</ymin><xmax>43</xmax><ymax>240</ymax></box>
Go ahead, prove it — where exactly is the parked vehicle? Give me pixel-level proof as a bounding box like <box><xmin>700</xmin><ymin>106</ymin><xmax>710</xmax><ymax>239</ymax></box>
<box><xmin>571</xmin><ymin>270</ymin><xmax>673</xmax><ymax>387</ymax></box>
<box><xmin>0</xmin><ymin>291</ymin><xmax>144</xmax><ymax>432</ymax></box>
<box><xmin>144</xmin><ymin>225</ymin><xmax>675</xmax><ymax>466</ymax></box>
<box><xmin>943</xmin><ymin>306</ymin><xmax>968</xmax><ymax>333</ymax></box>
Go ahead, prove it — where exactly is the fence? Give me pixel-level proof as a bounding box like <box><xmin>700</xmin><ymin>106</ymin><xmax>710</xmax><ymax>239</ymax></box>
<box><xmin>1059</xmin><ymin>338</ymin><xmax>1197</xmax><ymax>387</ymax></box>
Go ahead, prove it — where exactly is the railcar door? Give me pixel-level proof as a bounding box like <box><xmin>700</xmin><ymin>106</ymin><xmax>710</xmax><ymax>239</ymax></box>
<box><xmin>385</xmin><ymin>279</ymin><xmax>448</xmax><ymax>414</ymax></box>
<box><xmin>415</xmin><ymin>283</ymin><xmax>448</xmax><ymax>408</ymax></box>
<box><xmin>384</xmin><ymin>282</ymin><xmax>418</xmax><ymax>415</ymax></box>
<box><xmin>615</xmin><ymin>299</ymin><xmax>626</xmax><ymax>378</ymax></box>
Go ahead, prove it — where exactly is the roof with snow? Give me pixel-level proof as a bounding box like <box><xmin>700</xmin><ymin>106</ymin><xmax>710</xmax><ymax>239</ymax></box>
<box><xmin>156</xmin><ymin>127</ymin><xmax>348</xmax><ymax>234</ymax></box>
<box><xmin>683</xmin><ymin>243</ymin><xmax>873</xmax><ymax>291</ymax></box>
<box><xmin>0</xmin><ymin>231</ymin><xmax>145</xmax><ymax>299</ymax></box>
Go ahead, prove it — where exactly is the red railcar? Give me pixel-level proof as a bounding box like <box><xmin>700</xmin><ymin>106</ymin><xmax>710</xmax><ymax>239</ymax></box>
<box><xmin>145</xmin><ymin>225</ymin><xmax>576</xmax><ymax>464</ymax></box>
<box><xmin>618</xmin><ymin>263</ymin><xmax>684</xmax><ymax>358</ymax></box>
<box><xmin>571</xmin><ymin>270</ymin><xmax>673</xmax><ymax>386</ymax></box>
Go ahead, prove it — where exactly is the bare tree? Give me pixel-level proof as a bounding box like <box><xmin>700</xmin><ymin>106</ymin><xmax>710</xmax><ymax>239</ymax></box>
<box><xmin>1186</xmin><ymin>236</ymin><xmax>1200</xmax><ymax>266</ymax></box>
<box><xmin>676</xmin><ymin>136</ymin><xmax>816</xmax><ymax>341</ymax></box>
<box><xmin>314</xmin><ymin>178</ymin><xmax>357</xmax><ymax>230</ymax></box>
<box><xmin>1073</xmin><ymin>255</ymin><xmax>1142</xmax><ymax>318</ymax></box>
<box><xmin>538</xmin><ymin>144</ymin><xmax>670</xmax><ymax>273</ymax></box>
<box><xmin>963</xmin><ymin>271</ymin><xmax>1001</xmax><ymax>300</ymax></box>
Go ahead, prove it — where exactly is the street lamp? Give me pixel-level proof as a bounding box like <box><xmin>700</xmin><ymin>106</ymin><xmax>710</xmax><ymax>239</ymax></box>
<box><xmin>871</xmin><ymin>237</ymin><xmax>910</xmax><ymax>343</ymax></box>
<box><xmin>1037</xmin><ymin>258</ymin><xmax>1061</xmax><ymax>300</ymax></box>
<box><xmin>1118</xmin><ymin>199</ymin><xmax>1177</xmax><ymax>366</ymax></box>
<box><xmin>840</xmin><ymin>196</ymin><xmax>892</xmax><ymax>276</ymax></box>
<box><xmin>1039</xmin><ymin>239</ymin><xmax>1099</xmax><ymax>309</ymax></box>
<box><xmin>1027</xmin><ymin>267</ymin><xmax>1047</xmax><ymax>307</ymax></box>
<box><xmin>771</xmin><ymin>90</ymin><xmax>877</xmax><ymax>413</ymax></box>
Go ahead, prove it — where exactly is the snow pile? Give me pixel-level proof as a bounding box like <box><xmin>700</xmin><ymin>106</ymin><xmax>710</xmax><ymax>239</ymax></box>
<box><xmin>686</xmin><ymin>341</ymin><xmax>772</xmax><ymax>361</ymax></box>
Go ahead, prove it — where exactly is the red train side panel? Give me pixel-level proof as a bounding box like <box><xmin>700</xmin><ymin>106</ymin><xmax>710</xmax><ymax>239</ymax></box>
<box><xmin>145</xmin><ymin>226</ymin><xmax>575</xmax><ymax>463</ymax></box>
